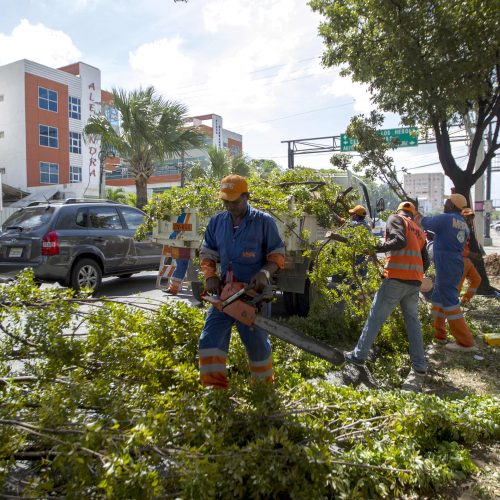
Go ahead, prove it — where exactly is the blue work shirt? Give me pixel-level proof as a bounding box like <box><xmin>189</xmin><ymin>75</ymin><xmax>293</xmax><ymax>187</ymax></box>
<box><xmin>421</xmin><ymin>212</ymin><xmax>469</xmax><ymax>255</ymax></box>
<box><xmin>201</xmin><ymin>204</ymin><xmax>285</xmax><ymax>284</ymax></box>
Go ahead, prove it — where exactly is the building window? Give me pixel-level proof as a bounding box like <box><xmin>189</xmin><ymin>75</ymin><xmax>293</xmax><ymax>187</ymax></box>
<box><xmin>38</xmin><ymin>86</ymin><xmax>58</xmax><ymax>112</ymax></box>
<box><xmin>0</xmin><ymin>95</ymin><xmax>4</xmax><ymax>102</ymax></box>
<box><xmin>69</xmin><ymin>96</ymin><xmax>81</xmax><ymax>120</ymax></box>
<box><xmin>70</xmin><ymin>165</ymin><xmax>82</xmax><ymax>183</ymax></box>
<box><xmin>69</xmin><ymin>131</ymin><xmax>82</xmax><ymax>154</ymax></box>
<box><xmin>39</xmin><ymin>125</ymin><xmax>58</xmax><ymax>148</ymax></box>
<box><xmin>40</xmin><ymin>162</ymin><xmax>59</xmax><ymax>184</ymax></box>
<box><xmin>231</xmin><ymin>144</ymin><xmax>240</xmax><ymax>156</ymax></box>
<box><xmin>0</xmin><ymin>131</ymin><xmax>4</xmax><ymax>139</ymax></box>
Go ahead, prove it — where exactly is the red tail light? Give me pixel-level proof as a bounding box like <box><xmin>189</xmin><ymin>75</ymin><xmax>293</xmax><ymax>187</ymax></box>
<box><xmin>42</xmin><ymin>231</ymin><xmax>59</xmax><ymax>255</ymax></box>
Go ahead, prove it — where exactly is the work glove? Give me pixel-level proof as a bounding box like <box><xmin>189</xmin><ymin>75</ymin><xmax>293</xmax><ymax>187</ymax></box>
<box><xmin>205</xmin><ymin>276</ymin><xmax>221</xmax><ymax>295</ymax></box>
<box><xmin>250</xmin><ymin>270</ymin><xmax>270</xmax><ymax>293</ymax></box>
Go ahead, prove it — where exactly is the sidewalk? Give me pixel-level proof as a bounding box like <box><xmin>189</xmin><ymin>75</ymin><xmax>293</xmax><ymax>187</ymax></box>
<box><xmin>483</xmin><ymin>231</ymin><xmax>500</xmax><ymax>256</ymax></box>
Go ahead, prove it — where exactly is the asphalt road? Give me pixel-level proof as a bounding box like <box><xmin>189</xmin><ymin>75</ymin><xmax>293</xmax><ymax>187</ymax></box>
<box><xmin>37</xmin><ymin>229</ymin><xmax>499</xmax><ymax>306</ymax></box>
<box><xmin>39</xmin><ymin>270</ymin><xmax>197</xmax><ymax>308</ymax></box>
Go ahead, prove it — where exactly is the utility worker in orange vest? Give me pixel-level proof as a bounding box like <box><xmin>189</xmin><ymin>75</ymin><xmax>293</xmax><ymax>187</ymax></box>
<box><xmin>345</xmin><ymin>201</ymin><xmax>430</xmax><ymax>392</ymax></box>
<box><xmin>458</xmin><ymin>208</ymin><xmax>481</xmax><ymax>304</ymax></box>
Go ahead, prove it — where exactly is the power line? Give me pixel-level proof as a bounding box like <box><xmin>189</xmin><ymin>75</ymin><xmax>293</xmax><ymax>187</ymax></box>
<box><xmin>249</xmin><ymin>56</ymin><xmax>320</xmax><ymax>74</ymax></box>
<box><xmin>166</xmin><ymin>55</ymin><xmax>323</xmax><ymax>96</ymax></box>
<box><xmin>398</xmin><ymin>154</ymin><xmax>468</xmax><ymax>172</ymax></box>
<box><xmin>234</xmin><ymin>100</ymin><xmax>355</xmax><ymax>129</ymax></box>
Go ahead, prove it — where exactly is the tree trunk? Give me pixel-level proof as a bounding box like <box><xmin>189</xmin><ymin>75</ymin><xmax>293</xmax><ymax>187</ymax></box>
<box><xmin>135</xmin><ymin>176</ymin><xmax>148</xmax><ymax>210</ymax></box>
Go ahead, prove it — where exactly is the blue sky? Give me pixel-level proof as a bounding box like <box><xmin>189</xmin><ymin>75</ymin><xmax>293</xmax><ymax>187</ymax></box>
<box><xmin>0</xmin><ymin>0</ymin><xmax>497</xmax><ymax>199</ymax></box>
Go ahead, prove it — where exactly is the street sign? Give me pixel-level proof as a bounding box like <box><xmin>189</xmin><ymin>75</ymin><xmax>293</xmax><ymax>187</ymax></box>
<box><xmin>340</xmin><ymin>127</ymin><xmax>418</xmax><ymax>152</ymax></box>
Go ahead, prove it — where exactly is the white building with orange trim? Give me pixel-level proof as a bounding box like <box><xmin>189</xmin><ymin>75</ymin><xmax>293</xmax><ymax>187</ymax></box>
<box><xmin>0</xmin><ymin>59</ymin><xmax>103</xmax><ymax>203</ymax></box>
<box><xmin>104</xmin><ymin>112</ymin><xmax>243</xmax><ymax>197</ymax></box>
<box><xmin>0</xmin><ymin>59</ymin><xmax>243</xmax><ymax>204</ymax></box>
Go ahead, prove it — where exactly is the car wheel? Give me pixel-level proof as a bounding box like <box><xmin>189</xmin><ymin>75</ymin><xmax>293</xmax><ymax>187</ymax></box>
<box><xmin>118</xmin><ymin>274</ymin><xmax>134</xmax><ymax>279</ymax></box>
<box><xmin>70</xmin><ymin>258</ymin><xmax>102</xmax><ymax>292</ymax></box>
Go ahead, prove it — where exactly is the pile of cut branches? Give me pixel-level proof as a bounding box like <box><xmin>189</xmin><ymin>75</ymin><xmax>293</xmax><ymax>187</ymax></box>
<box><xmin>0</xmin><ymin>271</ymin><xmax>498</xmax><ymax>498</ymax></box>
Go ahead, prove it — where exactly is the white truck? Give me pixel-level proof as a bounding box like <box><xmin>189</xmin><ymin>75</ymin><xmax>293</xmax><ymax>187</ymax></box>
<box><xmin>151</xmin><ymin>173</ymin><xmax>375</xmax><ymax>316</ymax></box>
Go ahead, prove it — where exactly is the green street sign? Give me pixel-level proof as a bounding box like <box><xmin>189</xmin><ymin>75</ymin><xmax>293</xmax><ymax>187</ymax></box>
<box><xmin>340</xmin><ymin>127</ymin><xmax>418</xmax><ymax>152</ymax></box>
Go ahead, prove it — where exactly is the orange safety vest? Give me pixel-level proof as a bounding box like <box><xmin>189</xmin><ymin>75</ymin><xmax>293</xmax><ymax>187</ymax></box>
<box><xmin>384</xmin><ymin>215</ymin><xmax>425</xmax><ymax>282</ymax></box>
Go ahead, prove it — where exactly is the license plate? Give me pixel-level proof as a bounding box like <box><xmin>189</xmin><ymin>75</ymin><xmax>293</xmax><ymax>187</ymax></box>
<box><xmin>9</xmin><ymin>247</ymin><xmax>23</xmax><ymax>258</ymax></box>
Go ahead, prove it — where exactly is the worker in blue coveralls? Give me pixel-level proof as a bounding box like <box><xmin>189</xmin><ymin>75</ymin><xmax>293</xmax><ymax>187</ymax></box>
<box><xmin>416</xmin><ymin>193</ymin><xmax>476</xmax><ymax>351</ymax></box>
<box><xmin>198</xmin><ymin>175</ymin><xmax>285</xmax><ymax>389</ymax></box>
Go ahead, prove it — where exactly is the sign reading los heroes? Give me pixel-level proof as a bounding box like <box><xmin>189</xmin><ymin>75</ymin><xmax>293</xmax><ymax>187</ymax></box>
<box><xmin>340</xmin><ymin>127</ymin><xmax>419</xmax><ymax>152</ymax></box>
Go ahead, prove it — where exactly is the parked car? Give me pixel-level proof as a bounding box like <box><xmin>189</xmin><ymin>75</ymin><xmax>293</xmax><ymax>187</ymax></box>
<box><xmin>0</xmin><ymin>199</ymin><xmax>163</xmax><ymax>291</ymax></box>
<box><xmin>490</xmin><ymin>221</ymin><xmax>500</xmax><ymax>232</ymax></box>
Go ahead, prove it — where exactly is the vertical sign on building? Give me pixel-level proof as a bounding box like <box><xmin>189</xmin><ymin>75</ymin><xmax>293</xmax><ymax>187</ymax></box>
<box><xmin>212</xmin><ymin>114</ymin><xmax>223</xmax><ymax>150</ymax></box>
<box><xmin>79</xmin><ymin>64</ymin><xmax>101</xmax><ymax>198</ymax></box>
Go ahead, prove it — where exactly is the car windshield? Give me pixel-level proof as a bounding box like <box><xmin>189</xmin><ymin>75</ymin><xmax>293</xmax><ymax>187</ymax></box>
<box><xmin>2</xmin><ymin>207</ymin><xmax>55</xmax><ymax>231</ymax></box>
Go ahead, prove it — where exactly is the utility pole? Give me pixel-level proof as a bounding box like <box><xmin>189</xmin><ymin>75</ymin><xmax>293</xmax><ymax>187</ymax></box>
<box><xmin>484</xmin><ymin>124</ymin><xmax>493</xmax><ymax>245</ymax></box>
<box><xmin>473</xmin><ymin>138</ymin><xmax>486</xmax><ymax>247</ymax></box>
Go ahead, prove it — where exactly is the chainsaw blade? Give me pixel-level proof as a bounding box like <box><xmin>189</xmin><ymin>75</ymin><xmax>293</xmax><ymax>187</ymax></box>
<box><xmin>253</xmin><ymin>316</ymin><xmax>345</xmax><ymax>366</ymax></box>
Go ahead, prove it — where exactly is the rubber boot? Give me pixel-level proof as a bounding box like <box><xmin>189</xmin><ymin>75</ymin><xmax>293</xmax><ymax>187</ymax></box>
<box><xmin>444</xmin><ymin>308</ymin><xmax>475</xmax><ymax>347</ymax></box>
<box><xmin>199</xmin><ymin>352</ymin><xmax>229</xmax><ymax>389</ymax></box>
<box><xmin>432</xmin><ymin>304</ymin><xmax>447</xmax><ymax>341</ymax></box>
<box><xmin>249</xmin><ymin>356</ymin><xmax>274</xmax><ymax>384</ymax></box>
<box><xmin>166</xmin><ymin>277</ymin><xmax>182</xmax><ymax>295</ymax></box>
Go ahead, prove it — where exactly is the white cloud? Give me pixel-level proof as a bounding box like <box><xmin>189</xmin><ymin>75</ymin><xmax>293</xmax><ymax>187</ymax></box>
<box><xmin>125</xmin><ymin>0</ymin><xmax>326</xmax><ymax>130</ymax></box>
<box><xmin>129</xmin><ymin>37</ymin><xmax>195</xmax><ymax>84</ymax></box>
<box><xmin>203</xmin><ymin>0</ymin><xmax>253</xmax><ymax>33</ymax></box>
<box><xmin>117</xmin><ymin>0</ymin><xmax>354</xmax><ymax>162</ymax></box>
<box><xmin>0</xmin><ymin>19</ymin><xmax>81</xmax><ymax>67</ymax></box>
<box><xmin>321</xmin><ymin>75</ymin><xmax>376</xmax><ymax>114</ymax></box>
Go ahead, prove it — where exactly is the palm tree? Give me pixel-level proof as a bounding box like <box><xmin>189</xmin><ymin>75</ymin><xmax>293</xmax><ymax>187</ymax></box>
<box><xmin>230</xmin><ymin>154</ymin><xmax>251</xmax><ymax>177</ymax></box>
<box><xmin>84</xmin><ymin>87</ymin><xmax>205</xmax><ymax>209</ymax></box>
<box><xmin>207</xmin><ymin>145</ymin><xmax>230</xmax><ymax>179</ymax></box>
<box><xmin>105</xmin><ymin>187</ymin><xmax>128</xmax><ymax>204</ymax></box>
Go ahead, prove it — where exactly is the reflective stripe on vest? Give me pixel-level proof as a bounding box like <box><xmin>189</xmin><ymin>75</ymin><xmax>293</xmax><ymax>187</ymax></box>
<box><xmin>384</xmin><ymin>215</ymin><xmax>425</xmax><ymax>282</ymax></box>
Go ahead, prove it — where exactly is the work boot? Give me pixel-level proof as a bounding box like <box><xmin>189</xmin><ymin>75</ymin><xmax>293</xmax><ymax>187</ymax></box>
<box><xmin>444</xmin><ymin>343</ymin><xmax>477</xmax><ymax>353</ymax></box>
<box><xmin>344</xmin><ymin>351</ymin><xmax>365</xmax><ymax>367</ymax></box>
<box><xmin>401</xmin><ymin>369</ymin><xmax>426</xmax><ymax>393</ymax></box>
<box><xmin>165</xmin><ymin>277</ymin><xmax>182</xmax><ymax>295</ymax></box>
<box><xmin>434</xmin><ymin>337</ymin><xmax>448</xmax><ymax>345</ymax></box>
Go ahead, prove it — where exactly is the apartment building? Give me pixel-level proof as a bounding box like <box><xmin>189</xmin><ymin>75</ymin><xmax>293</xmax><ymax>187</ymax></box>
<box><xmin>403</xmin><ymin>172</ymin><xmax>444</xmax><ymax>214</ymax></box>
<box><xmin>0</xmin><ymin>59</ymin><xmax>243</xmax><ymax>204</ymax></box>
<box><xmin>105</xmin><ymin>113</ymin><xmax>243</xmax><ymax>197</ymax></box>
<box><xmin>0</xmin><ymin>59</ymin><xmax>102</xmax><ymax>204</ymax></box>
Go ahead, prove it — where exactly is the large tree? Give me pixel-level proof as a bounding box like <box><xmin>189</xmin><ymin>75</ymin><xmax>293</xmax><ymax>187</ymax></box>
<box><xmin>310</xmin><ymin>0</ymin><xmax>500</xmax><ymax>292</ymax></box>
<box><xmin>310</xmin><ymin>0</ymin><xmax>499</xmax><ymax>194</ymax></box>
<box><xmin>84</xmin><ymin>87</ymin><xmax>204</xmax><ymax>209</ymax></box>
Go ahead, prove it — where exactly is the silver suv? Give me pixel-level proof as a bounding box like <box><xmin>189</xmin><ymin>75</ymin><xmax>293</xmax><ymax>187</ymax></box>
<box><xmin>0</xmin><ymin>199</ymin><xmax>162</xmax><ymax>291</ymax></box>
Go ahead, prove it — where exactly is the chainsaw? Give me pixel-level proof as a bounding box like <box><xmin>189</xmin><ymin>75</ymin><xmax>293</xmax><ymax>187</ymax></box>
<box><xmin>202</xmin><ymin>282</ymin><xmax>378</xmax><ymax>388</ymax></box>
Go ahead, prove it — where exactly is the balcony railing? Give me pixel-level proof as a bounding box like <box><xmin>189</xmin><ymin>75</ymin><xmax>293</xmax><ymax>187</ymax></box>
<box><xmin>105</xmin><ymin>165</ymin><xmax>182</xmax><ymax>180</ymax></box>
